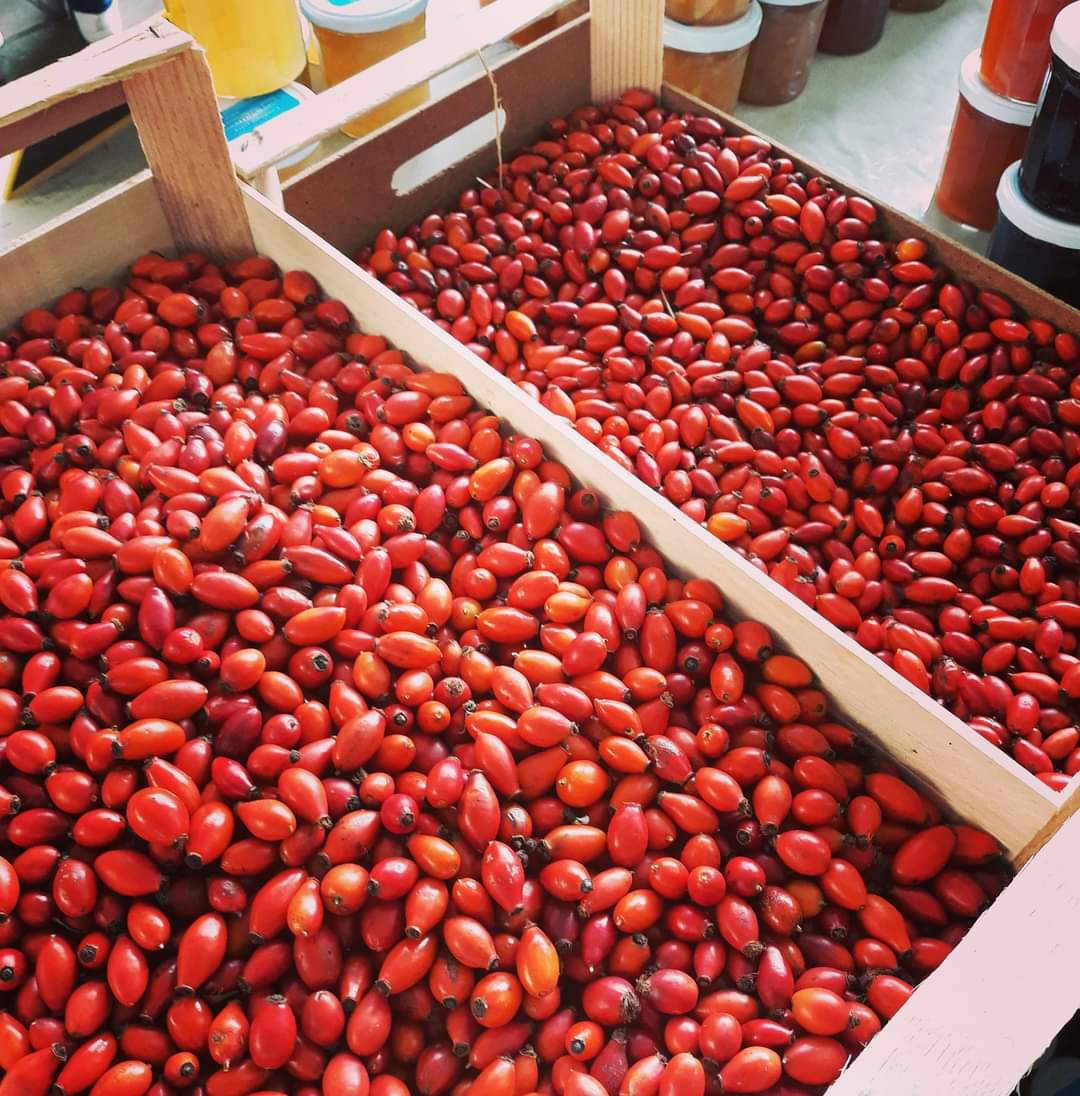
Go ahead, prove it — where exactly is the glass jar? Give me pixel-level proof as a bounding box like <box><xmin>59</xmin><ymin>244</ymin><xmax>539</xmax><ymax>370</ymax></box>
<box><xmin>300</xmin><ymin>0</ymin><xmax>428</xmax><ymax>139</ymax></box>
<box><xmin>988</xmin><ymin>162</ymin><xmax>1080</xmax><ymax>307</ymax></box>
<box><xmin>183</xmin><ymin>0</ymin><xmax>307</xmax><ymax>99</ymax></box>
<box><xmin>934</xmin><ymin>51</ymin><xmax>1035</xmax><ymax>230</ymax></box>
<box><xmin>663</xmin><ymin>4</ymin><xmax>762</xmax><ymax>114</ymax></box>
<box><xmin>981</xmin><ymin>0</ymin><xmax>1073</xmax><ymax>103</ymax></box>
<box><xmin>740</xmin><ymin>0</ymin><xmax>827</xmax><ymax>105</ymax></box>
<box><xmin>819</xmin><ymin>0</ymin><xmax>888</xmax><ymax>55</ymax></box>
<box><xmin>1019</xmin><ymin>3</ymin><xmax>1080</xmax><ymax>223</ymax></box>
<box><xmin>163</xmin><ymin>0</ymin><xmax>187</xmax><ymax>30</ymax></box>
<box><xmin>665</xmin><ymin>0</ymin><xmax>751</xmax><ymax>24</ymax></box>
<box><xmin>890</xmin><ymin>0</ymin><xmax>946</xmax><ymax>10</ymax></box>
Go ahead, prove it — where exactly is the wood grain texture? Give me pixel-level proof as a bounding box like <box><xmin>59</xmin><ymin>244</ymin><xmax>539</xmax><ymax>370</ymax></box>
<box><xmin>590</xmin><ymin>0</ymin><xmax>665</xmax><ymax>102</ymax></box>
<box><xmin>282</xmin><ymin>19</ymin><xmax>591</xmax><ymax>255</ymax></box>
<box><xmin>243</xmin><ymin>186</ymin><xmax>1057</xmax><ymax>866</ymax></box>
<box><xmin>0</xmin><ymin>16</ymin><xmax>188</xmax><ymax>153</ymax></box>
<box><xmin>231</xmin><ymin>0</ymin><xmax>572</xmax><ymax>178</ymax></box>
<box><xmin>0</xmin><ymin>174</ymin><xmax>171</xmax><ymax>329</ymax></box>
<box><xmin>123</xmin><ymin>50</ymin><xmax>255</xmax><ymax>259</ymax></box>
<box><xmin>831</xmin><ymin>808</ymin><xmax>1080</xmax><ymax>1096</ymax></box>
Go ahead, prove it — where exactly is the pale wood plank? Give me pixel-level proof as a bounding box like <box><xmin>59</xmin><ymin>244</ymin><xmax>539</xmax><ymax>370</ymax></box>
<box><xmin>123</xmin><ymin>50</ymin><xmax>255</xmax><ymax>259</ymax></box>
<box><xmin>0</xmin><ymin>16</ymin><xmax>189</xmax><ymax>146</ymax></box>
<box><xmin>831</xmin><ymin>809</ymin><xmax>1080</xmax><ymax>1096</ymax></box>
<box><xmin>0</xmin><ymin>174</ymin><xmax>171</xmax><ymax>330</ymax></box>
<box><xmin>231</xmin><ymin>0</ymin><xmax>573</xmax><ymax>179</ymax></box>
<box><xmin>590</xmin><ymin>0</ymin><xmax>665</xmax><ymax>102</ymax></box>
<box><xmin>242</xmin><ymin>186</ymin><xmax>1058</xmax><ymax>866</ymax></box>
<box><xmin>0</xmin><ymin>85</ymin><xmax>125</xmax><ymax>160</ymax></box>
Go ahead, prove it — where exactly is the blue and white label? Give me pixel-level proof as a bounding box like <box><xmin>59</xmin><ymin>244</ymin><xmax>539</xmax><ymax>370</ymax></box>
<box><xmin>221</xmin><ymin>88</ymin><xmax>303</xmax><ymax>142</ymax></box>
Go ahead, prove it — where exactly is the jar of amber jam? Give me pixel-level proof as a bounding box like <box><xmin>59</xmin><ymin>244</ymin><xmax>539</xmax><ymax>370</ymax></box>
<box><xmin>663</xmin><ymin>4</ymin><xmax>762</xmax><ymax>114</ymax></box>
<box><xmin>481</xmin><ymin>0</ymin><xmax>587</xmax><ymax>47</ymax></box>
<box><xmin>1019</xmin><ymin>3</ymin><xmax>1080</xmax><ymax>223</ymax></box>
<box><xmin>981</xmin><ymin>0</ymin><xmax>1072</xmax><ymax>103</ymax></box>
<box><xmin>300</xmin><ymin>0</ymin><xmax>428</xmax><ymax>139</ymax></box>
<box><xmin>665</xmin><ymin>0</ymin><xmax>751</xmax><ymax>24</ymax></box>
<box><xmin>934</xmin><ymin>51</ymin><xmax>1035</xmax><ymax>230</ymax></box>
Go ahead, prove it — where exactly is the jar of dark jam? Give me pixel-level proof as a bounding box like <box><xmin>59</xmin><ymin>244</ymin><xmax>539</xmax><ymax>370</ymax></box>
<box><xmin>740</xmin><ymin>0</ymin><xmax>828</xmax><ymax>105</ymax></box>
<box><xmin>988</xmin><ymin>162</ymin><xmax>1080</xmax><ymax>308</ymax></box>
<box><xmin>1018</xmin><ymin>3</ymin><xmax>1080</xmax><ymax>223</ymax></box>
<box><xmin>891</xmin><ymin>0</ymin><xmax>946</xmax><ymax>10</ymax></box>
<box><xmin>818</xmin><ymin>0</ymin><xmax>888</xmax><ymax>55</ymax></box>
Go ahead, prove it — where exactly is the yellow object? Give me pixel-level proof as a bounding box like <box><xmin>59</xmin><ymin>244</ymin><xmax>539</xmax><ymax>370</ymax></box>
<box><xmin>300</xmin><ymin>0</ymin><xmax>429</xmax><ymax>139</ymax></box>
<box><xmin>162</xmin><ymin>0</ymin><xmax>187</xmax><ymax>29</ymax></box>
<box><xmin>183</xmin><ymin>0</ymin><xmax>307</xmax><ymax>99</ymax></box>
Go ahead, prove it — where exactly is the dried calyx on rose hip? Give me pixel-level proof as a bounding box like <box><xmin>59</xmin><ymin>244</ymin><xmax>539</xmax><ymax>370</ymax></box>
<box><xmin>362</xmin><ymin>87</ymin><xmax>1080</xmax><ymax>785</ymax></box>
<box><xmin>0</xmin><ymin>250</ymin><xmax>1004</xmax><ymax>1096</ymax></box>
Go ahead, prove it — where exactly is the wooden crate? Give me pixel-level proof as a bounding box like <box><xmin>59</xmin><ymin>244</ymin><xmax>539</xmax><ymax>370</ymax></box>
<box><xmin>1</xmin><ymin>11</ymin><xmax>1079</xmax><ymax>1095</ymax></box>
<box><xmin>258</xmin><ymin>0</ymin><xmax>1080</xmax><ymax>855</ymax></box>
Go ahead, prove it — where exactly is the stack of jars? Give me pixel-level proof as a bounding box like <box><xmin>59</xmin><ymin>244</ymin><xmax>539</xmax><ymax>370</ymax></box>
<box><xmin>933</xmin><ymin>0</ymin><xmax>1074</xmax><ymax>234</ymax></box>
<box><xmin>989</xmin><ymin>2</ymin><xmax>1080</xmax><ymax>307</ymax></box>
<box><xmin>662</xmin><ymin>0</ymin><xmax>833</xmax><ymax>110</ymax></box>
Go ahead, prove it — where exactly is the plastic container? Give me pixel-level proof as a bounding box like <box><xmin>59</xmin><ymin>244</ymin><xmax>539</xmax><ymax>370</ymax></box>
<box><xmin>183</xmin><ymin>0</ymin><xmax>307</xmax><ymax>99</ymax></box>
<box><xmin>934</xmin><ymin>51</ymin><xmax>1036</xmax><ymax>231</ymax></box>
<box><xmin>663</xmin><ymin>4</ymin><xmax>762</xmax><ymax>114</ymax></box>
<box><xmin>981</xmin><ymin>0</ymin><xmax>1073</xmax><ymax>103</ymax></box>
<box><xmin>987</xmin><ymin>162</ymin><xmax>1080</xmax><ymax>307</ymax></box>
<box><xmin>1019</xmin><ymin>3</ymin><xmax>1080</xmax><ymax>223</ymax></box>
<box><xmin>890</xmin><ymin>0</ymin><xmax>946</xmax><ymax>10</ymax></box>
<box><xmin>300</xmin><ymin>0</ymin><xmax>428</xmax><ymax>139</ymax></box>
<box><xmin>665</xmin><ymin>0</ymin><xmax>751</xmax><ymax>24</ymax></box>
<box><xmin>740</xmin><ymin>0</ymin><xmax>827</xmax><ymax>105</ymax></box>
<box><xmin>818</xmin><ymin>0</ymin><xmax>887</xmax><ymax>55</ymax></box>
<box><xmin>220</xmin><ymin>82</ymin><xmax>319</xmax><ymax>179</ymax></box>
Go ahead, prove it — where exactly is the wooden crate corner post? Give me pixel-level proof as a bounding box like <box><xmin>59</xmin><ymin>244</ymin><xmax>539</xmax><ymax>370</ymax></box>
<box><xmin>0</xmin><ymin>16</ymin><xmax>254</xmax><ymax>261</ymax></box>
<box><xmin>590</xmin><ymin>0</ymin><xmax>665</xmax><ymax>102</ymax></box>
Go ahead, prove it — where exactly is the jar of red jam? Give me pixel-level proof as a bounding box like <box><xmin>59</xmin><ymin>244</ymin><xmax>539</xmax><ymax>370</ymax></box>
<box><xmin>1018</xmin><ymin>3</ymin><xmax>1080</xmax><ymax>223</ymax></box>
<box><xmin>934</xmin><ymin>51</ymin><xmax>1035</xmax><ymax>230</ymax></box>
<box><xmin>981</xmin><ymin>0</ymin><xmax>1073</xmax><ymax>103</ymax></box>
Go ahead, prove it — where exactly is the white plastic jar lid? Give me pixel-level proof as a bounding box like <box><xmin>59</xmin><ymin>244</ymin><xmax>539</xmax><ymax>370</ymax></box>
<box><xmin>997</xmin><ymin>161</ymin><xmax>1080</xmax><ymax>249</ymax></box>
<box><xmin>219</xmin><ymin>83</ymin><xmax>318</xmax><ymax>169</ymax></box>
<box><xmin>300</xmin><ymin>0</ymin><xmax>427</xmax><ymax>35</ymax></box>
<box><xmin>958</xmin><ymin>50</ymin><xmax>1037</xmax><ymax>124</ymax></box>
<box><xmin>664</xmin><ymin>2</ymin><xmax>762</xmax><ymax>52</ymax></box>
<box><xmin>1052</xmin><ymin>2</ymin><xmax>1080</xmax><ymax>75</ymax></box>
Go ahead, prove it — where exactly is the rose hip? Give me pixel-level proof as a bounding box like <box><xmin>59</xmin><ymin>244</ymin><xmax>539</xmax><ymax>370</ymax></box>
<box><xmin>363</xmin><ymin>90</ymin><xmax>1080</xmax><ymax>781</ymax></box>
<box><xmin>0</xmin><ymin>231</ymin><xmax>1005</xmax><ymax>1093</ymax></box>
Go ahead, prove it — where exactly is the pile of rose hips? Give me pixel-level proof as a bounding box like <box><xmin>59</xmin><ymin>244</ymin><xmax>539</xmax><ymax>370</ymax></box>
<box><xmin>360</xmin><ymin>88</ymin><xmax>1080</xmax><ymax>786</ymax></box>
<box><xmin>0</xmin><ymin>247</ymin><xmax>1005</xmax><ymax>1096</ymax></box>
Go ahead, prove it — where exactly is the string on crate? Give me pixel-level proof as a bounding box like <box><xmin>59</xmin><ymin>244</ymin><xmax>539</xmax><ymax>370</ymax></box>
<box><xmin>475</xmin><ymin>47</ymin><xmax>505</xmax><ymax>194</ymax></box>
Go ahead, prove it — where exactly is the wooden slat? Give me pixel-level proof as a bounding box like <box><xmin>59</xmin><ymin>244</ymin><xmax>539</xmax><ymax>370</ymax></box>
<box><xmin>282</xmin><ymin>18</ymin><xmax>592</xmax><ymax>256</ymax></box>
<box><xmin>0</xmin><ymin>174</ymin><xmax>171</xmax><ymax>330</ymax></box>
<box><xmin>243</xmin><ymin>185</ymin><xmax>1058</xmax><ymax>866</ymax></box>
<box><xmin>0</xmin><ymin>86</ymin><xmax>126</xmax><ymax>160</ymax></box>
<box><xmin>231</xmin><ymin>0</ymin><xmax>575</xmax><ymax>180</ymax></box>
<box><xmin>830</xmin><ymin>809</ymin><xmax>1080</xmax><ymax>1096</ymax></box>
<box><xmin>590</xmin><ymin>0</ymin><xmax>665</xmax><ymax>102</ymax></box>
<box><xmin>0</xmin><ymin>17</ymin><xmax>189</xmax><ymax>154</ymax></box>
<box><xmin>123</xmin><ymin>50</ymin><xmax>255</xmax><ymax>258</ymax></box>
